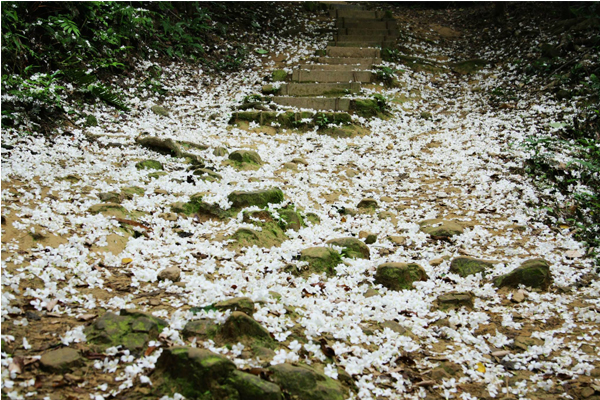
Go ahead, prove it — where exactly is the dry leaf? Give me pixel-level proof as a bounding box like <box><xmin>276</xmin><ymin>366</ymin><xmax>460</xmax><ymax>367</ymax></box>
<box><xmin>476</xmin><ymin>362</ymin><xmax>486</xmax><ymax>373</ymax></box>
<box><xmin>46</xmin><ymin>299</ymin><xmax>59</xmax><ymax>311</ymax></box>
<box><xmin>565</xmin><ymin>250</ymin><xmax>584</xmax><ymax>259</ymax></box>
<box><xmin>121</xmin><ymin>258</ymin><xmax>133</xmax><ymax>265</ymax></box>
<box><xmin>491</xmin><ymin>350</ymin><xmax>510</xmax><ymax>357</ymax></box>
<box><xmin>76</xmin><ymin>313</ymin><xmax>97</xmax><ymax>321</ymax></box>
<box><xmin>144</xmin><ymin>346</ymin><xmax>158</xmax><ymax>357</ymax></box>
<box><xmin>9</xmin><ymin>357</ymin><xmax>24</xmax><ymax>374</ymax></box>
<box><xmin>415</xmin><ymin>380</ymin><xmax>435</xmax><ymax>387</ymax></box>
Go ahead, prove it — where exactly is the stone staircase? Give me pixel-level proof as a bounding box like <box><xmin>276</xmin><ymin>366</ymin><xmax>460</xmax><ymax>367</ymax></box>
<box><xmin>231</xmin><ymin>3</ymin><xmax>398</xmax><ymax>129</ymax></box>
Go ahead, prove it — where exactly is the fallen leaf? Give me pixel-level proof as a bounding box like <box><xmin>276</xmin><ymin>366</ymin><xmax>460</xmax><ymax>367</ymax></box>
<box><xmin>415</xmin><ymin>380</ymin><xmax>435</xmax><ymax>387</ymax></box>
<box><xmin>46</xmin><ymin>299</ymin><xmax>59</xmax><ymax>312</ymax></box>
<box><xmin>491</xmin><ymin>350</ymin><xmax>510</xmax><ymax>357</ymax></box>
<box><xmin>121</xmin><ymin>258</ymin><xmax>133</xmax><ymax>265</ymax></box>
<box><xmin>9</xmin><ymin>357</ymin><xmax>24</xmax><ymax>374</ymax></box>
<box><xmin>34</xmin><ymin>376</ymin><xmax>43</xmax><ymax>389</ymax></box>
<box><xmin>144</xmin><ymin>346</ymin><xmax>158</xmax><ymax>357</ymax></box>
<box><xmin>565</xmin><ymin>250</ymin><xmax>584</xmax><ymax>259</ymax></box>
<box><xmin>476</xmin><ymin>362</ymin><xmax>486</xmax><ymax>373</ymax></box>
<box><xmin>76</xmin><ymin>313</ymin><xmax>97</xmax><ymax>321</ymax></box>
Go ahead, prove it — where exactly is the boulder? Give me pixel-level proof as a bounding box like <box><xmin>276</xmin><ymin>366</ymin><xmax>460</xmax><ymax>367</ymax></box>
<box><xmin>229</xmin><ymin>370</ymin><xmax>283</xmax><ymax>400</ymax></box>
<box><xmin>359</xmin><ymin>231</ymin><xmax>377</xmax><ymax>245</ymax></box>
<box><xmin>87</xmin><ymin>203</ymin><xmax>128</xmax><ymax>218</ymax></box>
<box><xmin>232</xmin><ymin>227</ymin><xmax>287</xmax><ymax>249</ymax></box>
<box><xmin>216</xmin><ymin>311</ymin><xmax>273</xmax><ymax>345</ymax></box>
<box><xmin>326</xmin><ymin>237</ymin><xmax>370</xmax><ymax>259</ymax></box>
<box><xmin>215</xmin><ymin>297</ymin><xmax>255</xmax><ymax>316</ymax></box>
<box><xmin>85</xmin><ymin>310</ymin><xmax>168</xmax><ymax>354</ymax></box>
<box><xmin>228</xmin><ymin>150</ymin><xmax>263</xmax><ymax>165</ymax></box>
<box><xmin>357</xmin><ymin>198</ymin><xmax>378</xmax><ymax>209</ymax></box>
<box><xmin>228</xmin><ymin>188</ymin><xmax>284</xmax><ymax>208</ymax></box>
<box><xmin>40</xmin><ymin>348</ymin><xmax>83</xmax><ymax>373</ymax></box>
<box><xmin>135</xmin><ymin>160</ymin><xmax>163</xmax><ymax>170</ymax></box>
<box><xmin>269</xmin><ymin>363</ymin><xmax>344</xmax><ymax>400</ymax></box>
<box><xmin>374</xmin><ymin>262</ymin><xmax>428</xmax><ymax>291</ymax></box>
<box><xmin>449</xmin><ymin>257</ymin><xmax>494</xmax><ymax>277</ymax></box>
<box><xmin>157</xmin><ymin>267</ymin><xmax>181</xmax><ymax>282</ymax></box>
<box><xmin>151</xmin><ymin>105</ymin><xmax>169</xmax><ymax>116</ymax></box>
<box><xmin>213</xmin><ymin>146</ymin><xmax>229</xmax><ymax>157</ymax></box>
<box><xmin>298</xmin><ymin>247</ymin><xmax>342</xmax><ymax>276</ymax></box>
<box><xmin>493</xmin><ymin>258</ymin><xmax>552</xmax><ymax>290</ymax></box>
<box><xmin>419</xmin><ymin>219</ymin><xmax>463</xmax><ymax>238</ymax></box>
<box><xmin>182</xmin><ymin>319</ymin><xmax>219</xmax><ymax>340</ymax></box>
<box><xmin>436</xmin><ymin>292</ymin><xmax>474</xmax><ymax>310</ymax></box>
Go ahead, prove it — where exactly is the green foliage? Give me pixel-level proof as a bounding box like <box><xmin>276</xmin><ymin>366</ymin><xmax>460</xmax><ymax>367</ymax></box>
<box><xmin>372</xmin><ymin>93</ymin><xmax>390</xmax><ymax>113</ymax></box>
<box><xmin>315</xmin><ymin>113</ymin><xmax>330</xmax><ymax>128</ymax></box>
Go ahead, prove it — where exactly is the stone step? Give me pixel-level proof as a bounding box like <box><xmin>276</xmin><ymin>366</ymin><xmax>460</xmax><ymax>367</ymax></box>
<box><xmin>298</xmin><ymin>64</ymin><xmax>368</xmax><ymax>71</ymax></box>
<box><xmin>316</xmin><ymin>57</ymin><xmax>383</xmax><ymax>66</ymax></box>
<box><xmin>230</xmin><ymin>110</ymin><xmax>353</xmax><ymax>127</ymax></box>
<box><xmin>328</xmin><ymin>41</ymin><xmax>395</xmax><ymax>48</ymax></box>
<box><xmin>336</xmin><ymin>18</ymin><xmax>397</xmax><ymax>29</ymax></box>
<box><xmin>291</xmin><ymin>69</ymin><xmax>372</xmax><ymax>83</ymax></box>
<box><xmin>334</xmin><ymin>34</ymin><xmax>392</xmax><ymax>42</ymax></box>
<box><xmin>329</xmin><ymin>9</ymin><xmax>384</xmax><ymax>19</ymax></box>
<box><xmin>339</xmin><ymin>28</ymin><xmax>400</xmax><ymax>36</ymax></box>
<box><xmin>323</xmin><ymin>2</ymin><xmax>363</xmax><ymax>11</ymax></box>
<box><xmin>264</xmin><ymin>82</ymin><xmax>361</xmax><ymax>96</ymax></box>
<box><xmin>273</xmin><ymin>97</ymin><xmax>351</xmax><ymax>111</ymax></box>
<box><xmin>326</xmin><ymin>47</ymin><xmax>380</xmax><ymax>58</ymax></box>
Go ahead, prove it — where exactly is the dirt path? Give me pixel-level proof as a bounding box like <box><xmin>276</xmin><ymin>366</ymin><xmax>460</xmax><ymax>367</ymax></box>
<box><xmin>2</xmin><ymin>3</ymin><xmax>598</xmax><ymax>400</ymax></box>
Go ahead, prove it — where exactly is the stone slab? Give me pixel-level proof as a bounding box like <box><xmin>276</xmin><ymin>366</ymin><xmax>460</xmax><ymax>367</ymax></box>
<box><xmin>291</xmin><ymin>69</ymin><xmax>372</xmax><ymax>83</ymax></box>
<box><xmin>317</xmin><ymin>57</ymin><xmax>382</xmax><ymax>65</ymax></box>
<box><xmin>340</xmin><ymin>28</ymin><xmax>400</xmax><ymax>36</ymax></box>
<box><xmin>298</xmin><ymin>64</ymin><xmax>368</xmax><ymax>71</ymax></box>
<box><xmin>334</xmin><ymin>34</ymin><xmax>391</xmax><ymax>42</ymax></box>
<box><xmin>272</xmin><ymin>97</ymin><xmax>351</xmax><ymax>111</ymax></box>
<box><xmin>330</xmin><ymin>9</ymin><xmax>384</xmax><ymax>19</ymax></box>
<box><xmin>336</xmin><ymin>19</ymin><xmax>397</xmax><ymax>29</ymax></box>
<box><xmin>276</xmin><ymin>82</ymin><xmax>362</xmax><ymax>96</ymax></box>
<box><xmin>328</xmin><ymin>41</ymin><xmax>395</xmax><ymax>48</ymax></box>
<box><xmin>326</xmin><ymin>47</ymin><xmax>380</xmax><ymax>58</ymax></box>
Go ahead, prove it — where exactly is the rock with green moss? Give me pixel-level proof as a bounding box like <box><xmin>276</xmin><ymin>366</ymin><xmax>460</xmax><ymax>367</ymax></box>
<box><xmin>419</xmin><ymin>219</ymin><xmax>463</xmax><ymax>238</ymax></box>
<box><xmin>151</xmin><ymin>105</ymin><xmax>170</xmax><ymax>116</ymax></box>
<box><xmin>228</xmin><ymin>188</ymin><xmax>284</xmax><ymax>208</ymax></box>
<box><xmin>182</xmin><ymin>320</ymin><xmax>219</xmax><ymax>340</ymax></box>
<box><xmin>88</xmin><ymin>203</ymin><xmax>128</xmax><ymax>218</ymax></box>
<box><xmin>228</xmin><ymin>150</ymin><xmax>264</xmax><ymax>167</ymax></box>
<box><xmin>148</xmin><ymin>171</ymin><xmax>167</xmax><ymax>179</ymax></box>
<box><xmin>357</xmin><ymin>198</ymin><xmax>378</xmax><ymax>209</ymax></box>
<box><xmin>155</xmin><ymin>347</ymin><xmax>238</xmax><ymax>399</ymax></box>
<box><xmin>193</xmin><ymin>168</ymin><xmax>222</xmax><ymax>181</ymax></box>
<box><xmin>450</xmin><ymin>59</ymin><xmax>488</xmax><ymax>74</ymax></box>
<box><xmin>279</xmin><ymin>207</ymin><xmax>304</xmax><ymax>231</ymax></box>
<box><xmin>135</xmin><ymin>159</ymin><xmax>163</xmax><ymax>170</ymax></box>
<box><xmin>121</xmin><ymin>186</ymin><xmax>145</xmax><ymax>199</ymax></box>
<box><xmin>85</xmin><ymin>310</ymin><xmax>168</xmax><ymax>354</ymax></box>
<box><xmin>216</xmin><ymin>311</ymin><xmax>273</xmax><ymax>345</ymax></box>
<box><xmin>269</xmin><ymin>363</ymin><xmax>345</xmax><ymax>400</ymax></box>
<box><xmin>215</xmin><ymin>297</ymin><xmax>255</xmax><ymax>316</ymax></box>
<box><xmin>306</xmin><ymin>213</ymin><xmax>321</xmax><ymax>225</ymax></box>
<box><xmin>493</xmin><ymin>258</ymin><xmax>552</xmax><ymax>290</ymax></box>
<box><xmin>298</xmin><ymin>247</ymin><xmax>342</xmax><ymax>276</ymax></box>
<box><xmin>352</xmin><ymin>99</ymin><xmax>383</xmax><ymax>118</ymax></box>
<box><xmin>272</xmin><ymin>70</ymin><xmax>288</xmax><ymax>82</ymax></box>
<box><xmin>213</xmin><ymin>146</ymin><xmax>229</xmax><ymax>157</ymax></box>
<box><xmin>449</xmin><ymin>257</ymin><xmax>494</xmax><ymax>277</ymax></box>
<box><xmin>232</xmin><ymin>226</ymin><xmax>287</xmax><ymax>248</ymax></box>
<box><xmin>326</xmin><ymin>237</ymin><xmax>370</xmax><ymax>259</ymax></box>
<box><xmin>98</xmin><ymin>192</ymin><xmax>122</xmax><ymax>203</ymax></box>
<box><xmin>436</xmin><ymin>292</ymin><xmax>474</xmax><ymax>310</ymax></box>
<box><xmin>374</xmin><ymin>262</ymin><xmax>428</xmax><ymax>291</ymax></box>
<box><xmin>228</xmin><ymin>370</ymin><xmax>283</xmax><ymax>400</ymax></box>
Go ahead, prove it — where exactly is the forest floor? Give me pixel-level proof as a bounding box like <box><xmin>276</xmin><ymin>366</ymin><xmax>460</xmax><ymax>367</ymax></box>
<box><xmin>1</xmin><ymin>2</ymin><xmax>599</xmax><ymax>400</ymax></box>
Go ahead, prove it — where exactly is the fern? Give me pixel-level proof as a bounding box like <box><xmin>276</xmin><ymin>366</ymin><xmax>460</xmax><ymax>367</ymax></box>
<box><xmin>88</xmin><ymin>83</ymin><xmax>129</xmax><ymax>111</ymax></box>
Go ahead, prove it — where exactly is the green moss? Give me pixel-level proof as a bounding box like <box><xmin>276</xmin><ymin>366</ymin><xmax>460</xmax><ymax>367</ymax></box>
<box><xmin>148</xmin><ymin>171</ymin><xmax>167</xmax><ymax>179</ymax></box>
<box><xmin>87</xmin><ymin>203</ymin><xmax>128</xmax><ymax>217</ymax></box>
<box><xmin>228</xmin><ymin>188</ymin><xmax>284</xmax><ymax>208</ymax></box>
<box><xmin>449</xmin><ymin>257</ymin><xmax>493</xmax><ymax>277</ymax></box>
<box><xmin>272</xmin><ymin>70</ymin><xmax>288</xmax><ymax>82</ymax></box>
<box><xmin>228</xmin><ymin>150</ymin><xmax>263</xmax><ymax>165</ymax></box>
<box><xmin>436</xmin><ymin>292</ymin><xmax>474</xmax><ymax>310</ymax></box>
<box><xmin>262</xmin><ymin>85</ymin><xmax>281</xmax><ymax>95</ymax></box>
<box><xmin>269</xmin><ymin>363</ymin><xmax>344</xmax><ymax>400</ymax></box>
<box><xmin>352</xmin><ymin>99</ymin><xmax>383</xmax><ymax>118</ymax></box>
<box><xmin>231</xmin><ymin>226</ymin><xmax>287</xmax><ymax>249</ymax></box>
<box><xmin>450</xmin><ymin>59</ymin><xmax>488</xmax><ymax>74</ymax></box>
<box><xmin>493</xmin><ymin>258</ymin><xmax>552</xmax><ymax>290</ymax></box>
<box><xmin>298</xmin><ymin>247</ymin><xmax>342</xmax><ymax>276</ymax></box>
<box><xmin>326</xmin><ymin>237</ymin><xmax>370</xmax><ymax>259</ymax></box>
<box><xmin>306</xmin><ymin>213</ymin><xmax>321</xmax><ymax>224</ymax></box>
<box><xmin>228</xmin><ymin>370</ymin><xmax>283</xmax><ymax>400</ymax></box>
<box><xmin>135</xmin><ymin>159</ymin><xmax>163</xmax><ymax>170</ymax></box>
<box><xmin>121</xmin><ymin>186</ymin><xmax>145</xmax><ymax>198</ymax></box>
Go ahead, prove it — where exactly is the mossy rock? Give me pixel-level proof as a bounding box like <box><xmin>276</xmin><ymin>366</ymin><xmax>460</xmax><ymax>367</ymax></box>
<box><xmin>85</xmin><ymin>310</ymin><xmax>168</xmax><ymax>355</ymax></box>
<box><xmin>213</xmin><ymin>146</ymin><xmax>229</xmax><ymax>157</ymax></box>
<box><xmin>228</xmin><ymin>188</ymin><xmax>284</xmax><ymax>208</ymax></box>
<box><xmin>216</xmin><ymin>311</ymin><xmax>273</xmax><ymax>346</ymax></box>
<box><xmin>85</xmin><ymin>114</ymin><xmax>98</xmax><ymax>127</ymax></box>
<box><xmin>228</xmin><ymin>370</ymin><xmax>283</xmax><ymax>400</ymax></box>
<box><xmin>155</xmin><ymin>347</ymin><xmax>238</xmax><ymax>399</ymax></box>
<box><xmin>215</xmin><ymin>297</ymin><xmax>255</xmax><ymax>316</ymax></box>
<box><xmin>419</xmin><ymin>219</ymin><xmax>464</xmax><ymax>237</ymax></box>
<box><xmin>298</xmin><ymin>247</ymin><xmax>342</xmax><ymax>277</ymax></box>
<box><xmin>268</xmin><ymin>363</ymin><xmax>345</xmax><ymax>400</ymax></box>
<box><xmin>232</xmin><ymin>226</ymin><xmax>287</xmax><ymax>249</ymax></box>
<box><xmin>374</xmin><ymin>262</ymin><xmax>428</xmax><ymax>291</ymax></box>
<box><xmin>193</xmin><ymin>168</ymin><xmax>223</xmax><ymax>181</ymax></box>
<box><xmin>436</xmin><ymin>292</ymin><xmax>474</xmax><ymax>310</ymax></box>
<box><xmin>229</xmin><ymin>150</ymin><xmax>263</xmax><ymax>166</ymax></box>
<box><xmin>59</xmin><ymin>174</ymin><xmax>82</xmax><ymax>183</ymax></box>
<box><xmin>98</xmin><ymin>192</ymin><xmax>122</xmax><ymax>203</ymax></box>
<box><xmin>262</xmin><ymin>85</ymin><xmax>281</xmax><ymax>95</ymax></box>
<box><xmin>357</xmin><ymin>198</ymin><xmax>378</xmax><ymax>209</ymax></box>
<box><xmin>278</xmin><ymin>206</ymin><xmax>305</xmax><ymax>231</ymax></box>
<box><xmin>326</xmin><ymin>237</ymin><xmax>370</xmax><ymax>259</ymax></box>
<box><xmin>305</xmin><ymin>213</ymin><xmax>321</xmax><ymax>225</ymax></box>
<box><xmin>87</xmin><ymin>203</ymin><xmax>128</xmax><ymax>218</ymax></box>
<box><xmin>449</xmin><ymin>257</ymin><xmax>494</xmax><ymax>277</ymax></box>
<box><xmin>148</xmin><ymin>171</ymin><xmax>167</xmax><ymax>179</ymax></box>
<box><xmin>135</xmin><ymin>159</ymin><xmax>163</xmax><ymax>170</ymax></box>
<box><xmin>351</xmin><ymin>99</ymin><xmax>384</xmax><ymax>118</ymax></box>
<box><xmin>272</xmin><ymin>70</ymin><xmax>288</xmax><ymax>82</ymax></box>
<box><xmin>182</xmin><ymin>320</ymin><xmax>219</xmax><ymax>340</ymax></box>
<box><xmin>151</xmin><ymin>105</ymin><xmax>170</xmax><ymax>116</ymax></box>
<box><xmin>121</xmin><ymin>186</ymin><xmax>145</xmax><ymax>199</ymax></box>
<box><xmin>450</xmin><ymin>59</ymin><xmax>488</xmax><ymax>74</ymax></box>
<box><xmin>493</xmin><ymin>258</ymin><xmax>552</xmax><ymax>290</ymax></box>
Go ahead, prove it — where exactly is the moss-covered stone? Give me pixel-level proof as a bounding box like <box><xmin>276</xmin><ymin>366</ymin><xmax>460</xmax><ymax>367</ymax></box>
<box><xmin>85</xmin><ymin>310</ymin><xmax>168</xmax><ymax>354</ymax></box>
<box><xmin>279</xmin><ymin>207</ymin><xmax>304</xmax><ymax>231</ymax></box>
<box><xmin>193</xmin><ymin>168</ymin><xmax>223</xmax><ymax>181</ymax></box>
<box><xmin>213</xmin><ymin>146</ymin><xmax>229</xmax><ymax>157</ymax></box>
<box><xmin>182</xmin><ymin>320</ymin><xmax>219</xmax><ymax>340</ymax></box>
<box><xmin>151</xmin><ymin>105</ymin><xmax>170</xmax><ymax>116</ymax></box>
<box><xmin>87</xmin><ymin>203</ymin><xmax>128</xmax><ymax>218</ymax></box>
<box><xmin>135</xmin><ymin>159</ymin><xmax>163</xmax><ymax>170</ymax></box>
<box><xmin>148</xmin><ymin>171</ymin><xmax>167</xmax><ymax>179</ymax></box>
<box><xmin>306</xmin><ymin>213</ymin><xmax>321</xmax><ymax>225</ymax></box>
<box><xmin>232</xmin><ymin>227</ymin><xmax>286</xmax><ymax>248</ymax></box>
<box><xmin>326</xmin><ymin>237</ymin><xmax>370</xmax><ymax>259</ymax></box>
<box><xmin>155</xmin><ymin>347</ymin><xmax>237</xmax><ymax>399</ymax></box>
<box><xmin>229</xmin><ymin>150</ymin><xmax>263</xmax><ymax>166</ymax></box>
<box><xmin>269</xmin><ymin>363</ymin><xmax>344</xmax><ymax>400</ymax></box>
<box><xmin>228</xmin><ymin>370</ymin><xmax>283</xmax><ymax>400</ymax></box>
<box><xmin>419</xmin><ymin>219</ymin><xmax>464</xmax><ymax>237</ymax></box>
<box><xmin>216</xmin><ymin>311</ymin><xmax>273</xmax><ymax>345</ymax></box>
<box><xmin>357</xmin><ymin>198</ymin><xmax>378</xmax><ymax>209</ymax></box>
<box><xmin>297</xmin><ymin>247</ymin><xmax>342</xmax><ymax>277</ymax></box>
<box><xmin>450</xmin><ymin>59</ymin><xmax>488</xmax><ymax>74</ymax></box>
<box><xmin>352</xmin><ymin>99</ymin><xmax>383</xmax><ymax>118</ymax></box>
<box><xmin>262</xmin><ymin>85</ymin><xmax>281</xmax><ymax>95</ymax></box>
<box><xmin>228</xmin><ymin>188</ymin><xmax>284</xmax><ymax>208</ymax></box>
<box><xmin>215</xmin><ymin>297</ymin><xmax>255</xmax><ymax>316</ymax></box>
<box><xmin>98</xmin><ymin>192</ymin><xmax>122</xmax><ymax>203</ymax></box>
<box><xmin>436</xmin><ymin>292</ymin><xmax>474</xmax><ymax>310</ymax></box>
<box><xmin>272</xmin><ymin>70</ymin><xmax>288</xmax><ymax>82</ymax></box>
<box><xmin>493</xmin><ymin>258</ymin><xmax>552</xmax><ymax>290</ymax></box>
<box><xmin>449</xmin><ymin>257</ymin><xmax>494</xmax><ymax>277</ymax></box>
<box><xmin>374</xmin><ymin>262</ymin><xmax>428</xmax><ymax>291</ymax></box>
<box><xmin>121</xmin><ymin>186</ymin><xmax>145</xmax><ymax>199</ymax></box>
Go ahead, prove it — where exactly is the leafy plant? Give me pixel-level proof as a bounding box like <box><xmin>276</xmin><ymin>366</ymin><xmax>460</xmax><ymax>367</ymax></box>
<box><xmin>315</xmin><ymin>113</ymin><xmax>329</xmax><ymax>128</ymax></box>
